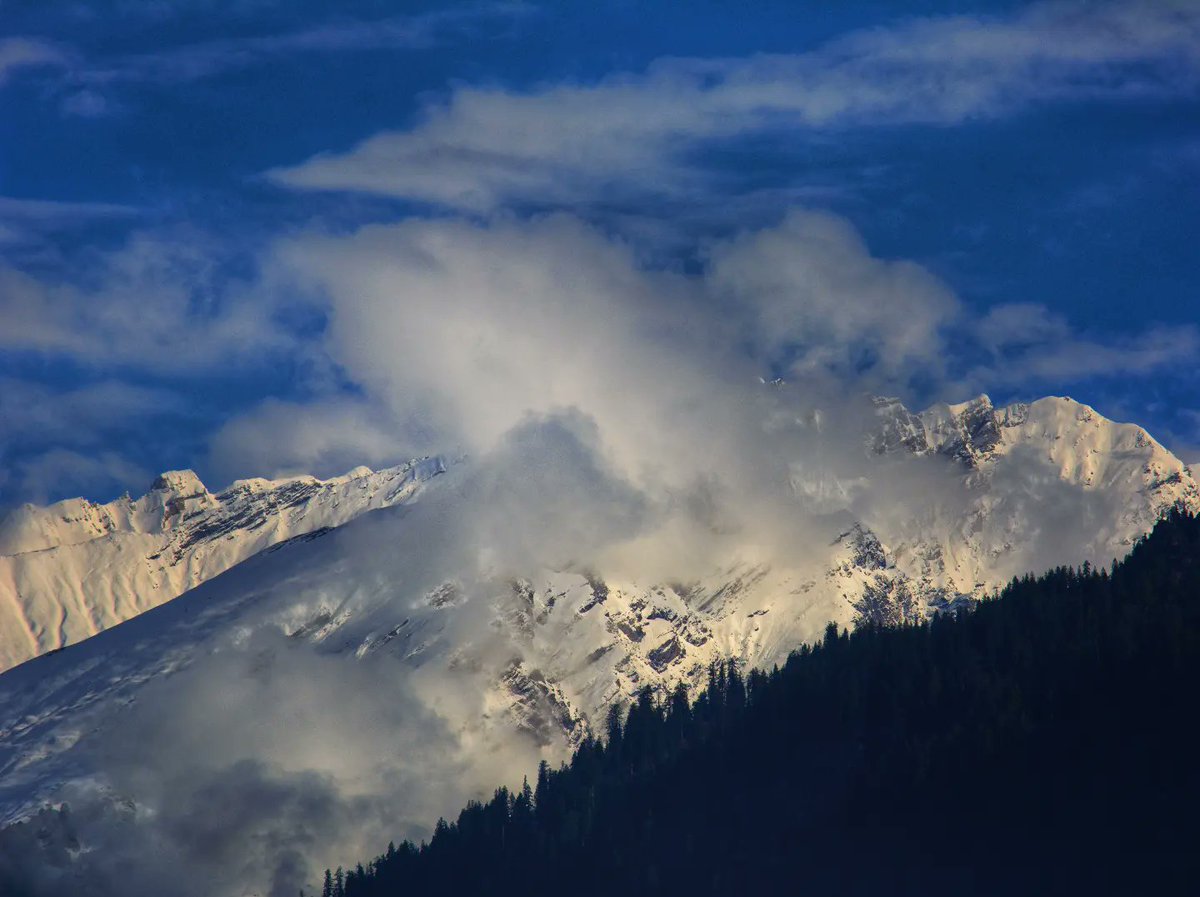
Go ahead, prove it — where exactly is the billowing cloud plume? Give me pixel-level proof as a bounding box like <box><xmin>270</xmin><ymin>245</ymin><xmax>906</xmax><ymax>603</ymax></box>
<box><xmin>0</xmin><ymin>414</ymin><xmax>661</xmax><ymax>896</ymax></box>
<box><xmin>206</xmin><ymin>397</ymin><xmax>417</xmax><ymax>484</ymax></box>
<box><xmin>3</xmin><ymin>202</ymin><xmax>1192</xmax><ymax>507</ymax></box>
<box><xmin>268</xmin><ymin>209</ymin><xmax>964</xmax><ymax>492</ymax></box>
<box><xmin>707</xmin><ymin>210</ymin><xmax>961</xmax><ymax>382</ymax></box>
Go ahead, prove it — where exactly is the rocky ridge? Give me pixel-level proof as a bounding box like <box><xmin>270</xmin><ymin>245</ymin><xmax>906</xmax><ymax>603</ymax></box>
<box><xmin>0</xmin><ymin>458</ymin><xmax>446</xmax><ymax>671</ymax></box>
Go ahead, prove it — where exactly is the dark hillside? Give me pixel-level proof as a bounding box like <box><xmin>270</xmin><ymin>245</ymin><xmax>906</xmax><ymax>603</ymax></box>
<box><xmin>330</xmin><ymin>510</ymin><xmax>1200</xmax><ymax>897</ymax></box>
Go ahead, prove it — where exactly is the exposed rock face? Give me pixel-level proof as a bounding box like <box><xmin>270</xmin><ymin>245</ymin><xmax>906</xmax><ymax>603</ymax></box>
<box><xmin>870</xmin><ymin>397</ymin><xmax>929</xmax><ymax>456</ymax></box>
<box><xmin>497</xmin><ymin>661</ymin><xmax>589</xmax><ymax>748</ymax></box>
<box><xmin>876</xmin><ymin>394</ymin><xmax>1006</xmax><ymax>466</ymax></box>
<box><xmin>866</xmin><ymin>394</ymin><xmax>1200</xmax><ymax>611</ymax></box>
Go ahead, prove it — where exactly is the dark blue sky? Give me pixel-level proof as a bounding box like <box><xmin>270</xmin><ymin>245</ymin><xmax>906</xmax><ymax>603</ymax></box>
<box><xmin>1</xmin><ymin>0</ymin><xmax>1198</xmax><ymax>505</ymax></box>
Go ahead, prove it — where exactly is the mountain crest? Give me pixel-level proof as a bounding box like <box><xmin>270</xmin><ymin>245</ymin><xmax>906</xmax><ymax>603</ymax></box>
<box><xmin>149</xmin><ymin>469</ymin><xmax>209</xmax><ymax>497</ymax></box>
<box><xmin>0</xmin><ymin>457</ymin><xmax>445</xmax><ymax>671</ymax></box>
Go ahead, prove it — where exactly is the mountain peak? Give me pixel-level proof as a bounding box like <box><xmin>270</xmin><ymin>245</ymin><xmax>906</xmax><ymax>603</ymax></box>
<box><xmin>0</xmin><ymin>457</ymin><xmax>446</xmax><ymax>671</ymax></box>
<box><xmin>149</xmin><ymin>469</ymin><xmax>209</xmax><ymax>498</ymax></box>
<box><xmin>945</xmin><ymin>393</ymin><xmax>992</xmax><ymax>416</ymax></box>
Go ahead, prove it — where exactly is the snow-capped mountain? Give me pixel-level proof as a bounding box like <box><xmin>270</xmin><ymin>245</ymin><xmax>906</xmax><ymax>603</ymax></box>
<box><xmin>0</xmin><ymin>395</ymin><xmax>1195</xmax><ymax>893</ymax></box>
<box><xmin>868</xmin><ymin>395</ymin><xmax>1199</xmax><ymax>610</ymax></box>
<box><xmin>0</xmin><ymin>459</ymin><xmax>446</xmax><ymax>672</ymax></box>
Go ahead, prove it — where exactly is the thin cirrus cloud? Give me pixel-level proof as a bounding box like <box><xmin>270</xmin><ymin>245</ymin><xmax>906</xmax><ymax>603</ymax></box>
<box><xmin>270</xmin><ymin>0</ymin><xmax>1200</xmax><ymax>212</ymax></box>
<box><xmin>970</xmin><ymin>302</ymin><xmax>1200</xmax><ymax>387</ymax></box>
<box><xmin>0</xmin><ymin>231</ymin><xmax>313</xmax><ymax>375</ymax></box>
<box><xmin>0</xmin><ymin>196</ymin><xmax>139</xmax><ymax>241</ymax></box>
<box><xmin>62</xmin><ymin>3</ymin><xmax>528</xmax><ymax>86</ymax></box>
<box><xmin>0</xmin><ymin>4</ymin><xmax>528</xmax><ymax>120</ymax></box>
<box><xmin>0</xmin><ymin>37</ymin><xmax>69</xmax><ymax>84</ymax></box>
<box><xmin>0</xmin><ymin>379</ymin><xmax>177</xmax><ymax>504</ymax></box>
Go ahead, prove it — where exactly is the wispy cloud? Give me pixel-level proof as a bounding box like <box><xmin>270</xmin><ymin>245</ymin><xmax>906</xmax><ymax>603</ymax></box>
<box><xmin>969</xmin><ymin>302</ymin><xmax>1200</xmax><ymax>388</ymax></box>
<box><xmin>0</xmin><ymin>196</ymin><xmax>137</xmax><ymax>223</ymax></box>
<box><xmin>0</xmin><ymin>379</ymin><xmax>178</xmax><ymax>504</ymax></box>
<box><xmin>0</xmin><ymin>197</ymin><xmax>142</xmax><ymax>269</ymax></box>
<box><xmin>272</xmin><ymin>0</ymin><xmax>1200</xmax><ymax>212</ymax></box>
<box><xmin>0</xmin><ymin>449</ymin><xmax>151</xmax><ymax>508</ymax></box>
<box><xmin>5</xmin><ymin>4</ymin><xmax>528</xmax><ymax>117</ymax></box>
<box><xmin>0</xmin><ymin>229</ymin><xmax>308</xmax><ymax>373</ymax></box>
<box><xmin>61</xmin><ymin>3</ymin><xmax>527</xmax><ymax>87</ymax></box>
<box><xmin>0</xmin><ymin>37</ymin><xmax>69</xmax><ymax>85</ymax></box>
<box><xmin>93</xmin><ymin>17</ymin><xmax>440</xmax><ymax>82</ymax></box>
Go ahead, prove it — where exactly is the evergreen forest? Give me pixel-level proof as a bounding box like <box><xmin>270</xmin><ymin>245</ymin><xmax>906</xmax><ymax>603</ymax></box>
<box><xmin>319</xmin><ymin>510</ymin><xmax>1200</xmax><ymax>896</ymax></box>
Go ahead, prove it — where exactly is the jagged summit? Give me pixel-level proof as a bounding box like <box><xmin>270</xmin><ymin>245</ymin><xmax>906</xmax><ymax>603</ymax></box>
<box><xmin>0</xmin><ymin>457</ymin><xmax>446</xmax><ymax>672</ymax></box>
<box><xmin>149</xmin><ymin>469</ymin><xmax>209</xmax><ymax>496</ymax></box>
<box><xmin>872</xmin><ymin>393</ymin><xmax>1182</xmax><ymax>476</ymax></box>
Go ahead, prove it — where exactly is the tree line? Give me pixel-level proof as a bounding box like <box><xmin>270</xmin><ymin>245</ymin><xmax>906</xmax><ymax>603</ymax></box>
<box><xmin>316</xmin><ymin>508</ymin><xmax>1200</xmax><ymax>896</ymax></box>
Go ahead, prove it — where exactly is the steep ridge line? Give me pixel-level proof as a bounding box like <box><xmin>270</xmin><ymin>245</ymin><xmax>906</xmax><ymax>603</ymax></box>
<box><xmin>0</xmin><ymin>457</ymin><xmax>446</xmax><ymax>671</ymax></box>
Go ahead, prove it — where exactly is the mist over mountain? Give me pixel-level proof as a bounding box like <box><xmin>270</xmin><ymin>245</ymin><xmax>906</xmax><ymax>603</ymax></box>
<box><xmin>328</xmin><ymin>509</ymin><xmax>1200</xmax><ymax>897</ymax></box>
<box><xmin>0</xmin><ymin>388</ymin><xmax>1195</xmax><ymax>896</ymax></box>
<box><xmin>2</xmin><ymin>2</ymin><xmax>1198</xmax><ymax>895</ymax></box>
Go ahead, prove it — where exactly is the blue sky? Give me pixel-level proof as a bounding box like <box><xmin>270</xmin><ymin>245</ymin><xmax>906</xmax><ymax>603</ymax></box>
<box><xmin>1</xmin><ymin>0</ymin><xmax>1198</xmax><ymax>506</ymax></box>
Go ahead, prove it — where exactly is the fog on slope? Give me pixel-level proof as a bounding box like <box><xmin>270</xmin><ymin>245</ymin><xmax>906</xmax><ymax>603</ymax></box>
<box><xmin>0</xmin><ymin>409</ymin><xmax>847</xmax><ymax>897</ymax></box>
<box><xmin>3</xmin><ymin>210</ymin><xmax>1184</xmax><ymax>897</ymax></box>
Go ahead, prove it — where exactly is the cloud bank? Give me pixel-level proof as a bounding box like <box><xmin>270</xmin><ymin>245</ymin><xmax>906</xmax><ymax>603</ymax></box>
<box><xmin>3</xmin><ymin>203</ymin><xmax>1195</xmax><ymax>506</ymax></box>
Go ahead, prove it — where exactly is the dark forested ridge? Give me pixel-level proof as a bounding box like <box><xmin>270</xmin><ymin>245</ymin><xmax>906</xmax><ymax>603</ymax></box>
<box><xmin>326</xmin><ymin>510</ymin><xmax>1200</xmax><ymax>897</ymax></box>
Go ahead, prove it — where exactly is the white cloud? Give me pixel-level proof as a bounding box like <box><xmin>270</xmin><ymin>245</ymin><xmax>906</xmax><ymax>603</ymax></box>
<box><xmin>206</xmin><ymin>398</ymin><xmax>415</xmax><ymax>485</ymax></box>
<box><xmin>0</xmin><ymin>230</ymin><xmax>310</xmax><ymax>374</ymax></box>
<box><xmin>707</xmin><ymin>209</ymin><xmax>960</xmax><ymax>383</ymax></box>
<box><xmin>272</xmin><ymin>0</ymin><xmax>1200</xmax><ymax>212</ymax></box>
<box><xmin>270</xmin><ymin>212</ymin><xmax>762</xmax><ymax>492</ymax></box>
<box><xmin>251</xmin><ymin>207</ymin><xmax>967</xmax><ymax>570</ymax></box>
<box><xmin>971</xmin><ymin>301</ymin><xmax>1200</xmax><ymax>386</ymax></box>
<box><xmin>4</xmin><ymin>203</ymin><xmax>1192</xmax><ymax>509</ymax></box>
<box><xmin>0</xmin><ymin>449</ymin><xmax>150</xmax><ymax>507</ymax></box>
<box><xmin>211</xmin><ymin>206</ymin><xmax>1198</xmax><ymax>505</ymax></box>
<box><xmin>0</xmin><ymin>379</ymin><xmax>187</xmax><ymax>505</ymax></box>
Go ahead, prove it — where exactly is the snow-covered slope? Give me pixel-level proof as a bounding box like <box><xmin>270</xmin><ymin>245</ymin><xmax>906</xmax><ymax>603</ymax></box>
<box><xmin>868</xmin><ymin>395</ymin><xmax>1199</xmax><ymax>612</ymax></box>
<box><xmin>0</xmin><ymin>458</ymin><xmax>446</xmax><ymax>672</ymax></box>
<box><xmin>0</xmin><ymin>396</ymin><xmax>1195</xmax><ymax>894</ymax></box>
